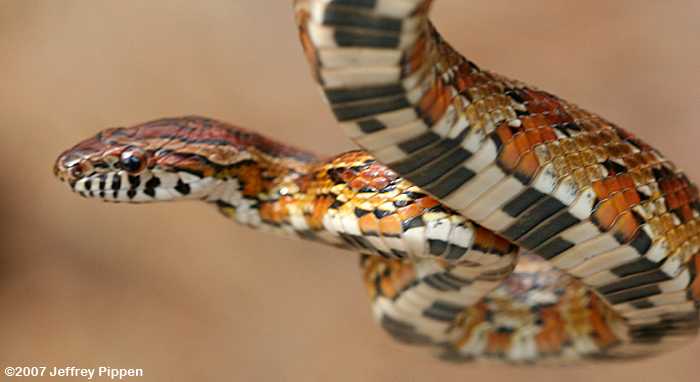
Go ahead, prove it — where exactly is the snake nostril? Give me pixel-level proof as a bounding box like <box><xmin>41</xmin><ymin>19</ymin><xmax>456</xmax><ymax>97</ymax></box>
<box><xmin>57</xmin><ymin>153</ymin><xmax>85</xmax><ymax>179</ymax></box>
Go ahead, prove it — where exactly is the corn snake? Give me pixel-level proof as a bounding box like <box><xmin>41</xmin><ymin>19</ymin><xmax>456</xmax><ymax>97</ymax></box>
<box><xmin>53</xmin><ymin>0</ymin><xmax>700</xmax><ymax>363</ymax></box>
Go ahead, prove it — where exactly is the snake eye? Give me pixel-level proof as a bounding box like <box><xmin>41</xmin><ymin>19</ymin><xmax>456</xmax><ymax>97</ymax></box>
<box><xmin>69</xmin><ymin>163</ymin><xmax>85</xmax><ymax>178</ymax></box>
<box><xmin>120</xmin><ymin>148</ymin><xmax>147</xmax><ymax>174</ymax></box>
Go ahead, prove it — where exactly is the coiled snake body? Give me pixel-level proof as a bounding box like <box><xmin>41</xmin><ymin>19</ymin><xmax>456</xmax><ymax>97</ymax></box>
<box><xmin>54</xmin><ymin>1</ymin><xmax>700</xmax><ymax>363</ymax></box>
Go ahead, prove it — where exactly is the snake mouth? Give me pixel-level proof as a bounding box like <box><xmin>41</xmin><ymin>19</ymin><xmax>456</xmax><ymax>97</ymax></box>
<box><xmin>60</xmin><ymin>166</ymin><xmax>219</xmax><ymax>203</ymax></box>
<box><xmin>71</xmin><ymin>169</ymin><xmax>150</xmax><ymax>202</ymax></box>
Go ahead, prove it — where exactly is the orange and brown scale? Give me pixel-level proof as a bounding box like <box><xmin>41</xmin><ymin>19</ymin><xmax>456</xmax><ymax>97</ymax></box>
<box><xmin>461</xmin><ymin>66</ymin><xmax>700</xmax><ymax>329</ymax></box>
<box><xmin>58</xmin><ymin>117</ymin><xmax>526</xmax><ymax>355</ymax></box>
<box><xmin>54</xmin><ymin>117</ymin><xmax>504</xmax><ymax>253</ymax></box>
<box><xmin>52</xmin><ymin>0</ymin><xmax>700</xmax><ymax>364</ymax></box>
<box><xmin>55</xmin><ymin>112</ymin><xmax>622</xmax><ymax>361</ymax></box>
<box><xmin>446</xmin><ymin>23</ymin><xmax>693</xmax><ymax>264</ymax></box>
<box><xmin>294</xmin><ymin>0</ymin><xmax>700</xmax><ymax>360</ymax></box>
<box><xmin>389</xmin><ymin>256</ymin><xmax>625</xmax><ymax>360</ymax></box>
<box><xmin>256</xmin><ymin>149</ymin><xmax>513</xmax><ymax>258</ymax></box>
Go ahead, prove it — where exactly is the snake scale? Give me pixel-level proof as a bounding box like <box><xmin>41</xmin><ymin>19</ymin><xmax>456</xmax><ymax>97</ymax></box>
<box><xmin>53</xmin><ymin>1</ymin><xmax>699</xmax><ymax>363</ymax></box>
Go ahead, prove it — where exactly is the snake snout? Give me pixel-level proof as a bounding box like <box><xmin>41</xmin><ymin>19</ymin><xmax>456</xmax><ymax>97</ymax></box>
<box><xmin>54</xmin><ymin>151</ymin><xmax>91</xmax><ymax>185</ymax></box>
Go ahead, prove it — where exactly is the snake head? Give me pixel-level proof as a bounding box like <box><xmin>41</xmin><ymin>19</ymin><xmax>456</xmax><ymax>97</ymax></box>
<box><xmin>55</xmin><ymin>116</ymin><xmax>319</xmax><ymax>204</ymax></box>
<box><xmin>53</xmin><ymin>116</ymin><xmax>232</xmax><ymax>203</ymax></box>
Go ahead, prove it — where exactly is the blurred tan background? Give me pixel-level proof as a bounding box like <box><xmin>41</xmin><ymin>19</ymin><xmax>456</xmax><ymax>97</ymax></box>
<box><xmin>1</xmin><ymin>1</ymin><xmax>699</xmax><ymax>381</ymax></box>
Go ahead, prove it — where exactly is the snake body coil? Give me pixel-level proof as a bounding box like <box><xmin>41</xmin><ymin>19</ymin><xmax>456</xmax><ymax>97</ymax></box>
<box><xmin>54</xmin><ymin>1</ymin><xmax>700</xmax><ymax>363</ymax></box>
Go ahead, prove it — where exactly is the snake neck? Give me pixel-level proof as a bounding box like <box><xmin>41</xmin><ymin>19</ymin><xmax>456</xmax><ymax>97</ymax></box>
<box><xmin>210</xmin><ymin>149</ymin><xmax>417</xmax><ymax>251</ymax></box>
<box><xmin>206</xmin><ymin>154</ymin><xmax>321</xmax><ymax>228</ymax></box>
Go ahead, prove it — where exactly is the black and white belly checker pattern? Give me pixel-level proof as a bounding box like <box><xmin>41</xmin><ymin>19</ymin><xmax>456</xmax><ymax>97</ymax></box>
<box><xmin>296</xmin><ymin>0</ymin><xmax>700</xmax><ymax>359</ymax></box>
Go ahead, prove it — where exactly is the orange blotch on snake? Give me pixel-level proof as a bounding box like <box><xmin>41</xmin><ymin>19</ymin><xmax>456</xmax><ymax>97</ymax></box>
<box><xmin>622</xmin><ymin>188</ymin><xmax>641</xmax><ymax>207</ymax></box>
<box><xmin>307</xmin><ymin>196</ymin><xmax>334</xmax><ymax>230</ymax></box>
<box><xmin>589</xmin><ymin>295</ymin><xmax>619</xmax><ymax>348</ymax></box>
<box><xmin>514</xmin><ymin>132</ymin><xmax>532</xmax><ymax>154</ymax></box>
<box><xmin>515</xmin><ymin>151</ymin><xmax>540</xmax><ymax>181</ymax></box>
<box><xmin>592</xmin><ymin>199</ymin><xmax>618</xmax><ymax>231</ymax></box>
<box><xmin>592</xmin><ymin>179</ymin><xmax>610</xmax><ymax>200</ymax></box>
<box><xmin>415</xmin><ymin>196</ymin><xmax>440</xmax><ymax>209</ymax></box>
<box><xmin>350</xmin><ymin>177</ymin><xmax>369</xmax><ymax>191</ymax></box>
<box><xmin>405</xmin><ymin>34</ymin><xmax>428</xmax><ymax>74</ymax></box>
<box><xmin>418</xmin><ymin>79</ymin><xmax>439</xmax><ymax>112</ymax></box>
<box><xmin>379</xmin><ymin>214</ymin><xmax>403</xmax><ymax>237</ymax></box>
<box><xmin>473</xmin><ymin>226</ymin><xmax>496</xmax><ymax>251</ymax></box>
<box><xmin>498</xmin><ymin>141</ymin><xmax>520</xmax><ymax>172</ymax></box>
<box><xmin>397</xmin><ymin>203</ymin><xmax>424</xmax><ymax>222</ymax></box>
<box><xmin>492</xmin><ymin>235</ymin><xmax>515</xmax><ymax>255</ymax></box>
<box><xmin>454</xmin><ymin>62</ymin><xmax>476</xmax><ymax>92</ymax></box>
<box><xmin>359</xmin><ymin>212</ymin><xmax>380</xmax><ymax>235</ymax></box>
<box><xmin>608</xmin><ymin>192</ymin><xmax>628</xmax><ymax>213</ymax></box>
<box><xmin>379</xmin><ymin>275</ymin><xmax>398</xmax><ymax>298</ymax></box>
<box><xmin>609</xmin><ymin>214</ymin><xmax>641</xmax><ymax>241</ymax></box>
<box><xmin>535</xmin><ymin>307</ymin><xmax>567</xmax><ymax>353</ymax></box>
<box><xmin>425</xmin><ymin>82</ymin><xmax>450</xmax><ymax>124</ymax></box>
<box><xmin>487</xmin><ymin>331</ymin><xmax>512</xmax><ymax>355</ymax></box>
<box><xmin>260</xmin><ymin>198</ymin><xmax>291</xmax><ymax>224</ymax></box>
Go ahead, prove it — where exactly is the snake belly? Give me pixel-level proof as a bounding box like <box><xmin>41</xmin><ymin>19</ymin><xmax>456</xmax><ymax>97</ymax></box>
<box><xmin>294</xmin><ymin>0</ymin><xmax>700</xmax><ymax>361</ymax></box>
